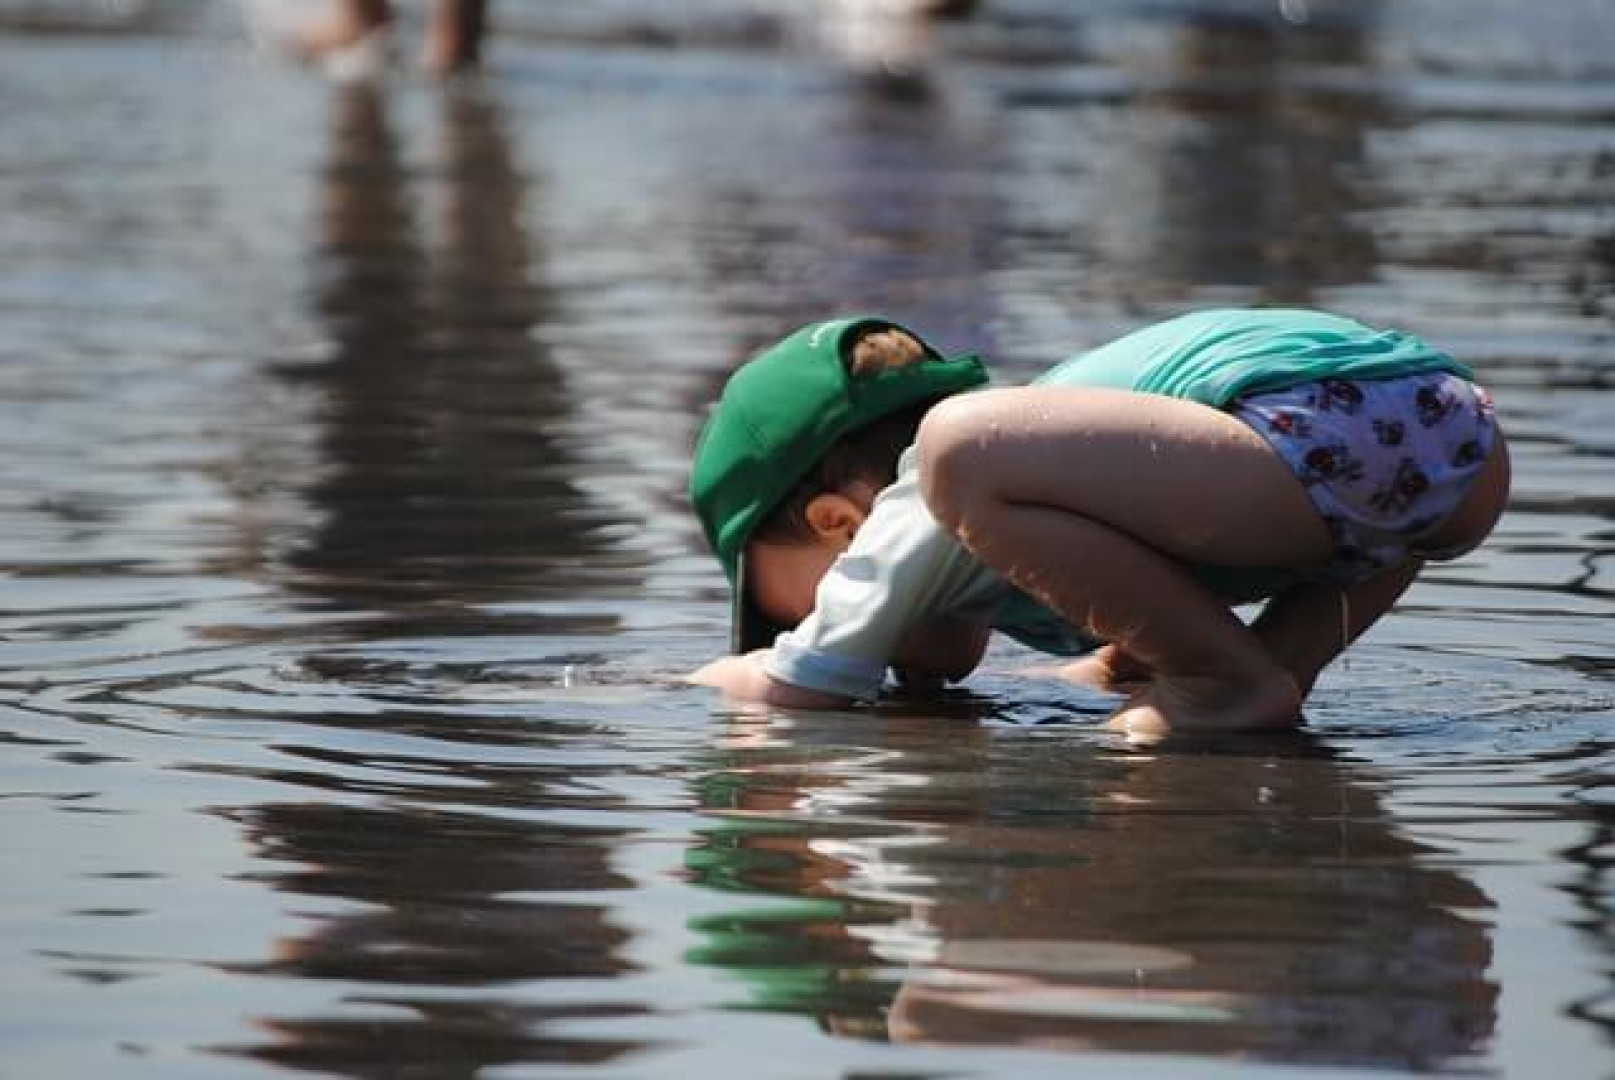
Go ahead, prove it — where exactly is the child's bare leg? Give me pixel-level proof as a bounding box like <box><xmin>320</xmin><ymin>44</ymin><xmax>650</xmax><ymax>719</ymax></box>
<box><xmin>916</xmin><ymin>387</ymin><xmax>1335</xmax><ymax>731</ymax></box>
<box><xmin>1255</xmin><ymin>425</ymin><xmax>1507</xmax><ymax>695</ymax></box>
<box><xmin>1253</xmin><ymin>561</ymin><xmax>1422</xmax><ymax>698</ymax></box>
<box><xmin>979</xmin><ymin>503</ymin><xmax>1303</xmax><ymax>731</ymax></box>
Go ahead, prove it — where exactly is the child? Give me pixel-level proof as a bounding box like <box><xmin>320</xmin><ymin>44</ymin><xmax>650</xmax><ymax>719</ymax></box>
<box><xmin>687</xmin><ymin>310</ymin><xmax>1509</xmax><ymax>735</ymax></box>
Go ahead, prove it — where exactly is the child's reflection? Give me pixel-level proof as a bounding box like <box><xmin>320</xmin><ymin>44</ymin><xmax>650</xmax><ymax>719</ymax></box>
<box><xmin>689</xmin><ymin>712</ymin><xmax>1497</xmax><ymax>1068</ymax></box>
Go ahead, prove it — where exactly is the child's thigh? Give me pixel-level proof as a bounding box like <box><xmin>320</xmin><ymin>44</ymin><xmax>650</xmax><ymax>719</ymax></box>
<box><xmin>916</xmin><ymin>386</ymin><xmax>1333</xmax><ymax>568</ymax></box>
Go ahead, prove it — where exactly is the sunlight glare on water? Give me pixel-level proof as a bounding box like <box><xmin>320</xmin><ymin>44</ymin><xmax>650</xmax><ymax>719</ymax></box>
<box><xmin>0</xmin><ymin>1</ymin><xmax>1611</xmax><ymax>1078</ymax></box>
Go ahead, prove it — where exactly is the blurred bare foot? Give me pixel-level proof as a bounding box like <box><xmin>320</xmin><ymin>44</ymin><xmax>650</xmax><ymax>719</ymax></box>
<box><xmin>292</xmin><ymin>0</ymin><xmax>393</xmax><ymax>61</ymax></box>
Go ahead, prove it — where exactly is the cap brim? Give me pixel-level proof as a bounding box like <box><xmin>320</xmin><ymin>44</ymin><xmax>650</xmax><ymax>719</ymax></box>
<box><xmin>731</xmin><ymin>549</ymin><xmax>785</xmax><ymax>654</ymax></box>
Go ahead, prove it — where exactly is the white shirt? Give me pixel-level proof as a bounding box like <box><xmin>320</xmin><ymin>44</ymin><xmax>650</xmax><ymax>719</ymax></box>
<box><xmin>764</xmin><ymin>448</ymin><xmax>1095</xmax><ymax>700</ymax></box>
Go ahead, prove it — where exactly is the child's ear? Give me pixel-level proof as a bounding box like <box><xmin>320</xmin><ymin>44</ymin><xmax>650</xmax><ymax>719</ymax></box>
<box><xmin>803</xmin><ymin>492</ymin><xmax>868</xmax><ymax>547</ymax></box>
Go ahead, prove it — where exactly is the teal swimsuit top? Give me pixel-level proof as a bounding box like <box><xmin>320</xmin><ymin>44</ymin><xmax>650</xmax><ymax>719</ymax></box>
<box><xmin>992</xmin><ymin>308</ymin><xmax>1471</xmax><ymax>655</ymax></box>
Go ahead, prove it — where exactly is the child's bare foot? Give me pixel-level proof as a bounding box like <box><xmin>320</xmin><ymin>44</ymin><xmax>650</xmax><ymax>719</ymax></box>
<box><xmin>1107</xmin><ymin>663</ymin><xmax>1301</xmax><ymax>742</ymax></box>
<box><xmin>1066</xmin><ymin>644</ymin><xmax>1152</xmax><ymax>692</ymax></box>
<box><xmin>1016</xmin><ymin>645</ymin><xmax>1152</xmax><ymax>691</ymax></box>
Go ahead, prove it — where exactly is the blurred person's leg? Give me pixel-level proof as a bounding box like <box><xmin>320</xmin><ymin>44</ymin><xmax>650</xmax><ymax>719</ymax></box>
<box><xmin>424</xmin><ymin>0</ymin><xmax>488</xmax><ymax>75</ymax></box>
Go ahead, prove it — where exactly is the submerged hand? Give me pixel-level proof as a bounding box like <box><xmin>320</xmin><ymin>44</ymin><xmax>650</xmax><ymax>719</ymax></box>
<box><xmin>686</xmin><ymin>651</ymin><xmax>774</xmax><ymax>697</ymax></box>
<box><xmin>686</xmin><ymin>651</ymin><xmax>854</xmax><ymax>710</ymax></box>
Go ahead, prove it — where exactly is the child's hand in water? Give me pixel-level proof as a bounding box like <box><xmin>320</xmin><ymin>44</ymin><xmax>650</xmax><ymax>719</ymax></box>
<box><xmin>687</xmin><ymin>652</ymin><xmax>766</xmax><ymax>693</ymax></box>
<box><xmin>687</xmin><ymin>652</ymin><xmax>799</xmax><ymax>702</ymax></box>
<box><xmin>686</xmin><ymin>652</ymin><xmax>854</xmax><ymax>709</ymax></box>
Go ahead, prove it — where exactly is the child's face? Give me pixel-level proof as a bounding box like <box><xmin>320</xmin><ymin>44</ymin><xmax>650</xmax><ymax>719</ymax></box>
<box><xmin>746</xmin><ymin>487</ymin><xmax>874</xmax><ymax>629</ymax></box>
<box><xmin>747</xmin><ymin>535</ymin><xmax>849</xmax><ymax>628</ymax></box>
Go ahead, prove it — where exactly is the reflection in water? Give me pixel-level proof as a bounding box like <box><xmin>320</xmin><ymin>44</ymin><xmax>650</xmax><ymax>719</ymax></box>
<box><xmin>822</xmin><ymin>64</ymin><xmax>1003</xmax><ymax>349</ymax></box>
<box><xmin>688</xmin><ymin>716</ymin><xmax>1496</xmax><ymax>1067</ymax></box>
<box><xmin>1566</xmin><ymin>756</ymin><xmax>1615</xmax><ymax>1050</ymax></box>
<box><xmin>281</xmin><ymin>83</ymin><xmax>624</xmax><ymax>635</ymax></box>
<box><xmin>678</xmin><ymin>70</ymin><xmax>998</xmax><ymax>475</ymax></box>
<box><xmin>221</xmin><ymin>85</ymin><xmax>644</xmax><ymax>1076</ymax></box>
<box><xmin>222</xmin><ymin>796</ymin><xmax>639</xmax><ymax>1077</ymax></box>
<box><xmin>1018</xmin><ymin>4</ymin><xmax>1386</xmax><ymax>318</ymax></box>
<box><xmin>688</xmin><ymin>11</ymin><xmax>1001</xmax><ymax>354</ymax></box>
<box><xmin>1139</xmin><ymin>6</ymin><xmax>1381</xmax><ymax>302</ymax></box>
<box><xmin>1</xmin><ymin>3</ymin><xmax>1611</xmax><ymax>1077</ymax></box>
<box><xmin>231</xmin><ymin>801</ymin><xmax>634</xmax><ymax>978</ymax></box>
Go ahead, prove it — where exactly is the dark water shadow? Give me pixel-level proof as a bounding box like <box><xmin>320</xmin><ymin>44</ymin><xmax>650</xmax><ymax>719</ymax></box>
<box><xmin>1138</xmin><ymin>4</ymin><xmax>1383</xmax><ymax>303</ymax></box>
<box><xmin>209</xmin><ymin>84</ymin><xmax>649</xmax><ymax>1077</ymax></box>
<box><xmin>685</xmin><ymin>716</ymin><xmax>1497</xmax><ymax>1068</ymax></box>
<box><xmin>276</xmin><ymin>82</ymin><xmax>630</xmax><ymax>642</ymax></box>
<box><xmin>213</xmin><ymin>795</ymin><xmax>642</xmax><ymax>1077</ymax></box>
<box><xmin>989</xmin><ymin>4</ymin><xmax>1387</xmax><ymax>321</ymax></box>
<box><xmin>686</xmin><ymin>35</ymin><xmax>1003</xmax><ymax>395</ymax></box>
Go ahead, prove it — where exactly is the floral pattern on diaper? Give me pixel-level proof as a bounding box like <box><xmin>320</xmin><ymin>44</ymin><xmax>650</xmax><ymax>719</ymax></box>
<box><xmin>1369</xmin><ymin>457</ymin><xmax>1432</xmax><ymax>516</ymax></box>
<box><xmin>1230</xmin><ymin>371</ymin><xmax>1496</xmax><ymax>581</ymax></box>
<box><xmin>1300</xmin><ymin>442</ymin><xmax>1365</xmax><ymax>486</ymax></box>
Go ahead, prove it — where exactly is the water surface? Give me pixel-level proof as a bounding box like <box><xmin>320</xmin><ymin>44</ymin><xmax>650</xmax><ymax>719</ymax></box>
<box><xmin>1</xmin><ymin>2</ymin><xmax>1612</xmax><ymax>1077</ymax></box>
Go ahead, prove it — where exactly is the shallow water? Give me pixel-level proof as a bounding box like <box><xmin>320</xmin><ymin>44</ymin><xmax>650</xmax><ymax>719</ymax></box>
<box><xmin>1</xmin><ymin>2</ymin><xmax>1612</xmax><ymax>1077</ymax></box>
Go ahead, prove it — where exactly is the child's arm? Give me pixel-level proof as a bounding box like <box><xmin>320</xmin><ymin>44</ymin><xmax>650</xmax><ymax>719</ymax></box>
<box><xmin>686</xmin><ymin>651</ymin><xmax>855</xmax><ymax>709</ymax></box>
<box><xmin>692</xmin><ymin>456</ymin><xmax>991</xmax><ymax>709</ymax></box>
<box><xmin>687</xmin><ymin>618</ymin><xmax>988</xmax><ymax>707</ymax></box>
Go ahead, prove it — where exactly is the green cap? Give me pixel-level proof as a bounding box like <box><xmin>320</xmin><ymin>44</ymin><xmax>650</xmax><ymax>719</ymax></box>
<box><xmin>689</xmin><ymin>316</ymin><xmax>989</xmax><ymax>653</ymax></box>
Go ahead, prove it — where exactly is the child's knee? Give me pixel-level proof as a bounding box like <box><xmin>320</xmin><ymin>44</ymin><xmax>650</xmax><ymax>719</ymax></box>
<box><xmin>915</xmin><ymin>391</ymin><xmax>1010</xmax><ymax>528</ymax></box>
